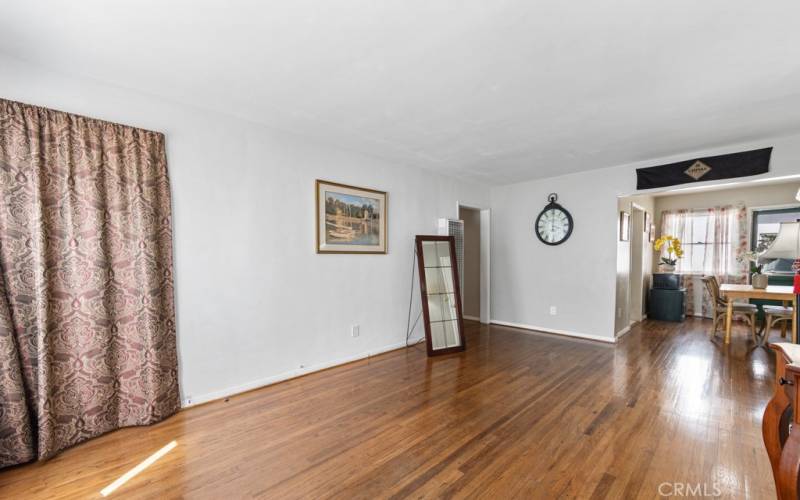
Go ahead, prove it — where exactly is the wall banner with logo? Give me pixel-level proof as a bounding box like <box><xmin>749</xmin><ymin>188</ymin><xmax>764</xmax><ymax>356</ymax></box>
<box><xmin>635</xmin><ymin>147</ymin><xmax>772</xmax><ymax>190</ymax></box>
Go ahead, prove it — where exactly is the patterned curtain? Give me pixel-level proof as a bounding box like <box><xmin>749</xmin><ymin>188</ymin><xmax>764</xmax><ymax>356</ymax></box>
<box><xmin>660</xmin><ymin>205</ymin><xmax>748</xmax><ymax>317</ymax></box>
<box><xmin>0</xmin><ymin>99</ymin><xmax>179</xmax><ymax>468</ymax></box>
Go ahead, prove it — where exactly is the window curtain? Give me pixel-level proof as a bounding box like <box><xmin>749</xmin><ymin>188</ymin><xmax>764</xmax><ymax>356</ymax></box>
<box><xmin>0</xmin><ymin>99</ymin><xmax>179</xmax><ymax>468</ymax></box>
<box><xmin>659</xmin><ymin>205</ymin><xmax>748</xmax><ymax>317</ymax></box>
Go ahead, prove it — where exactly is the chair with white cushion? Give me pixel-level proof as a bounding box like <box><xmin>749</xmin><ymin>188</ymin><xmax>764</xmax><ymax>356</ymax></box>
<box><xmin>701</xmin><ymin>276</ymin><xmax>758</xmax><ymax>342</ymax></box>
<box><xmin>764</xmin><ymin>303</ymin><xmax>794</xmax><ymax>341</ymax></box>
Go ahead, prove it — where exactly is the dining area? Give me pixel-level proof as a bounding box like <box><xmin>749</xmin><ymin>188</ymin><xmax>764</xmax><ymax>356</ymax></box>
<box><xmin>702</xmin><ymin>277</ymin><xmax>796</xmax><ymax>345</ymax></box>
<box><xmin>698</xmin><ymin>219</ymin><xmax>800</xmax><ymax>346</ymax></box>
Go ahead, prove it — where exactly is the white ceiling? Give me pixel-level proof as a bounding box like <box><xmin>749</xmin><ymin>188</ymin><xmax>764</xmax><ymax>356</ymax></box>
<box><xmin>2</xmin><ymin>1</ymin><xmax>800</xmax><ymax>185</ymax></box>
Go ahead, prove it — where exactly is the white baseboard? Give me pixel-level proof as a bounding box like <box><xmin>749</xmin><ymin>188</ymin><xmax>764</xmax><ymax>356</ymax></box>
<box><xmin>616</xmin><ymin>325</ymin><xmax>632</xmax><ymax>338</ymax></box>
<box><xmin>463</xmin><ymin>315</ymin><xmax>481</xmax><ymax>322</ymax></box>
<box><xmin>490</xmin><ymin>319</ymin><xmax>616</xmax><ymax>344</ymax></box>
<box><xmin>181</xmin><ymin>340</ymin><xmax>410</xmax><ymax>408</ymax></box>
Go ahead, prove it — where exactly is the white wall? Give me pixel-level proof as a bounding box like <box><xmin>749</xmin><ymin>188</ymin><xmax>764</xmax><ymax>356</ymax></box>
<box><xmin>5</xmin><ymin>54</ymin><xmax>800</xmax><ymax>394</ymax></box>
<box><xmin>491</xmin><ymin>133</ymin><xmax>800</xmax><ymax>341</ymax></box>
<box><xmin>0</xmin><ymin>54</ymin><xmax>489</xmax><ymax>405</ymax></box>
<box><xmin>490</xmin><ymin>170</ymin><xmax>620</xmax><ymax>342</ymax></box>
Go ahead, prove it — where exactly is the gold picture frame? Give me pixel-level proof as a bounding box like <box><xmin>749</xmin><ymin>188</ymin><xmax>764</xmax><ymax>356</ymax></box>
<box><xmin>316</xmin><ymin>180</ymin><xmax>387</xmax><ymax>254</ymax></box>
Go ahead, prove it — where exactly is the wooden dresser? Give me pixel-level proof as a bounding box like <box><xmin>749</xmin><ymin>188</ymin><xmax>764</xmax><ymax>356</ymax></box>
<box><xmin>764</xmin><ymin>342</ymin><xmax>800</xmax><ymax>498</ymax></box>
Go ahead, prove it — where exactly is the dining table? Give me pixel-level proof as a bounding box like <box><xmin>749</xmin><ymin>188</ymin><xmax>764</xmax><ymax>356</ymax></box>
<box><xmin>719</xmin><ymin>284</ymin><xmax>796</xmax><ymax>345</ymax></box>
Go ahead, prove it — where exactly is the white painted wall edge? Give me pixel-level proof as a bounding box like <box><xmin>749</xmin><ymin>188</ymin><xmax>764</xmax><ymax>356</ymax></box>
<box><xmin>182</xmin><ymin>339</ymin><xmax>415</xmax><ymax>407</ymax></box>
<box><xmin>479</xmin><ymin>208</ymin><xmax>491</xmax><ymax>324</ymax></box>
<box><xmin>490</xmin><ymin>320</ymin><xmax>616</xmax><ymax>344</ymax></box>
<box><xmin>616</xmin><ymin>324</ymin><xmax>632</xmax><ymax>338</ymax></box>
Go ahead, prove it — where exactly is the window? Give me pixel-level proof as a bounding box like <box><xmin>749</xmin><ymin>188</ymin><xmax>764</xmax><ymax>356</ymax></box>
<box><xmin>682</xmin><ymin>212</ymin><xmax>722</xmax><ymax>274</ymax></box>
<box><xmin>660</xmin><ymin>206</ymin><xmax>744</xmax><ymax>276</ymax></box>
<box><xmin>751</xmin><ymin>206</ymin><xmax>800</xmax><ymax>271</ymax></box>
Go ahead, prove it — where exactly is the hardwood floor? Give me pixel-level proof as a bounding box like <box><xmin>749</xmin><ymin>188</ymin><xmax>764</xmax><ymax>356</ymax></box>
<box><xmin>0</xmin><ymin>319</ymin><xmax>778</xmax><ymax>499</ymax></box>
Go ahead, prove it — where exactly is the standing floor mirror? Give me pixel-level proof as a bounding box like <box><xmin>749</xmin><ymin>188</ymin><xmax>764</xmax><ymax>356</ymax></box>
<box><xmin>415</xmin><ymin>235</ymin><xmax>466</xmax><ymax>356</ymax></box>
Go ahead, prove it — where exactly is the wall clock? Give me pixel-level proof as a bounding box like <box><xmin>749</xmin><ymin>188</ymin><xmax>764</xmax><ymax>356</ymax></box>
<box><xmin>535</xmin><ymin>193</ymin><xmax>573</xmax><ymax>245</ymax></box>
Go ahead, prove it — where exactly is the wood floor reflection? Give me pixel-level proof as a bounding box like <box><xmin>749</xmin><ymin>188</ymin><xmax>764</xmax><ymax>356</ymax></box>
<box><xmin>0</xmin><ymin>319</ymin><xmax>777</xmax><ymax>499</ymax></box>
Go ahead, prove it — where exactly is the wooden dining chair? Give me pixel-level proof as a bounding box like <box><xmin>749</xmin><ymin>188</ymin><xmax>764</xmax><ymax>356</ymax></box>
<box><xmin>701</xmin><ymin>276</ymin><xmax>758</xmax><ymax>341</ymax></box>
<box><xmin>764</xmin><ymin>303</ymin><xmax>794</xmax><ymax>341</ymax></box>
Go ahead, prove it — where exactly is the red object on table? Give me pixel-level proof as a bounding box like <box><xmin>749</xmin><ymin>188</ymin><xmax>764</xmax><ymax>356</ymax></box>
<box><xmin>794</xmin><ymin>260</ymin><xmax>800</xmax><ymax>293</ymax></box>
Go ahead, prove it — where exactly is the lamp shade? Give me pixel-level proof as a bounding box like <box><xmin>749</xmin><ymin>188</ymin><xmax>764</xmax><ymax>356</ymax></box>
<box><xmin>761</xmin><ymin>221</ymin><xmax>800</xmax><ymax>260</ymax></box>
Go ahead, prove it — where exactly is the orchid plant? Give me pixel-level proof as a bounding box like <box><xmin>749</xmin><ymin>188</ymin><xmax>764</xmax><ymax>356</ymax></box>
<box><xmin>737</xmin><ymin>250</ymin><xmax>763</xmax><ymax>274</ymax></box>
<box><xmin>654</xmin><ymin>235</ymin><xmax>684</xmax><ymax>266</ymax></box>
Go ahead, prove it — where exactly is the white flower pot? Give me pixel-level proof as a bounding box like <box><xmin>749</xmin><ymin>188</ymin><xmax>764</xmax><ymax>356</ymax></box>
<box><xmin>659</xmin><ymin>264</ymin><xmax>676</xmax><ymax>273</ymax></box>
<box><xmin>752</xmin><ymin>273</ymin><xmax>768</xmax><ymax>289</ymax></box>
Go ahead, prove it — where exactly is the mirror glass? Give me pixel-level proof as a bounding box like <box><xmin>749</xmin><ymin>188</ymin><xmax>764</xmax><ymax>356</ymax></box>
<box><xmin>417</xmin><ymin>237</ymin><xmax>465</xmax><ymax>354</ymax></box>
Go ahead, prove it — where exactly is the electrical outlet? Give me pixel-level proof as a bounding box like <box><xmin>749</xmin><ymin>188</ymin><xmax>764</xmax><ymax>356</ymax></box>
<box><xmin>549</xmin><ymin>306</ymin><xmax>557</xmax><ymax>316</ymax></box>
<box><xmin>351</xmin><ymin>324</ymin><xmax>360</xmax><ymax>337</ymax></box>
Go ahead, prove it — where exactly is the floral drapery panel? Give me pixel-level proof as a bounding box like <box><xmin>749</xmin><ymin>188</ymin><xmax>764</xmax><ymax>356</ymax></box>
<box><xmin>0</xmin><ymin>99</ymin><xmax>179</xmax><ymax>468</ymax></box>
<box><xmin>659</xmin><ymin>205</ymin><xmax>748</xmax><ymax>317</ymax></box>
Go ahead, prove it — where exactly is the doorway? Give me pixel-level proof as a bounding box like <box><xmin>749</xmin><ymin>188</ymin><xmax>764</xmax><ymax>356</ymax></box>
<box><xmin>615</xmin><ymin>196</ymin><xmax>653</xmax><ymax>336</ymax></box>
<box><xmin>458</xmin><ymin>204</ymin><xmax>490</xmax><ymax>324</ymax></box>
<box><xmin>628</xmin><ymin>205</ymin><xmax>646</xmax><ymax>323</ymax></box>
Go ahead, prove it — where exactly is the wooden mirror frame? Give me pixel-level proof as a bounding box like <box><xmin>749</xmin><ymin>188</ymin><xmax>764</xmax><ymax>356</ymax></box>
<box><xmin>415</xmin><ymin>235</ymin><xmax>467</xmax><ymax>356</ymax></box>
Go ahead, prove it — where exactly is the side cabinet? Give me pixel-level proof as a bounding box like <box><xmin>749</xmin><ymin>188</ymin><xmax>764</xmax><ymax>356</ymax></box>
<box><xmin>649</xmin><ymin>288</ymin><xmax>687</xmax><ymax>322</ymax></box>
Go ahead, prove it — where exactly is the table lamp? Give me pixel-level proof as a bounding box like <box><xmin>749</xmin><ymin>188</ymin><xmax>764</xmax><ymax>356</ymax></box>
<box><xmin>759</xmin><ymin>221</ymin><xmax>800</xmax><ymax>292</ymax></box>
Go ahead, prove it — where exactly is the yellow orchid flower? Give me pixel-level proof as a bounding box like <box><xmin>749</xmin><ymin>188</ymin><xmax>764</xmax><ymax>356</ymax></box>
<box><xmin>653</xmin><ymin>234</ymin><xmax>683</xmax><ymax>267</ymax></box>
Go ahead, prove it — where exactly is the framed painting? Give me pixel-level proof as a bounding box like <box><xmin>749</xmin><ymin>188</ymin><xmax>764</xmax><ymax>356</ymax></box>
<box><xmin>619</xmin><ymin>211</ymin><xmax>630</xmax><ymax>241</ymax></box>
<box><xmin>316</xmin><ymin>180</ymin><xmax>387</xmax><ymax>254</ymax></box>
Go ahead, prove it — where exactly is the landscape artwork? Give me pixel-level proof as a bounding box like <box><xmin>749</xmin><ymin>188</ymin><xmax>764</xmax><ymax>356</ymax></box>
<box><xmin>316</xmin><ymin>180</ymin><xmax>387</xmax><ymax>254</ymax></box>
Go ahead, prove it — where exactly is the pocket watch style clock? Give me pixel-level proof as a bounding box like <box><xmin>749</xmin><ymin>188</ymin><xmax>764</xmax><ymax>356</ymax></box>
<box><xmin>535</xmin><ymin>193</ymin><xmax>573</xmax><ymax>245</ymax></box>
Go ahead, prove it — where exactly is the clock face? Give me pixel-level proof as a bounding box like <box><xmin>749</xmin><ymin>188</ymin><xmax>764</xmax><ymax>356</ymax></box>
<box><xmin>535</xmin><ymin>206</ymin><xmax>573</xmax><ymax>245</ymax></box>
